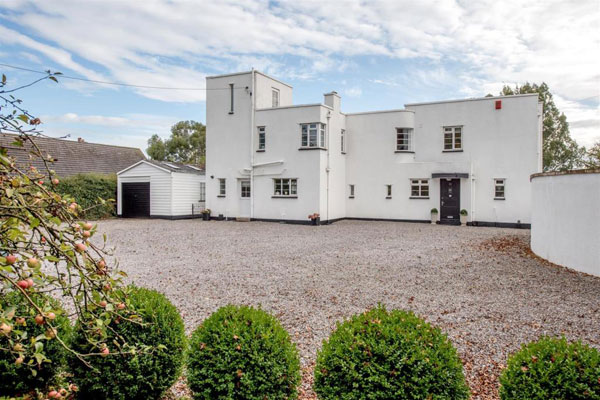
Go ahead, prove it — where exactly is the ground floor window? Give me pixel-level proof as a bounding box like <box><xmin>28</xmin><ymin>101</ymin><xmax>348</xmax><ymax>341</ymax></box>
<box><xmin>386</xmin><ymin>184</ymin><xmax>392</xmax><ymax>198</ymax></box>
<box><xmin>410</xmin><ymin>179</ymin><xmax>429</xmax><ymax>198</ymax></box>
<box><xmin>494</xmin><ymin>178</ymin><xmax>505</xmax><ymax>199</ymax></box>
<box><xmin>199</xmin><ymin>182</ymin><xmax>206</xmax><ymax>201</ymax></box>
<box><xmin>274</xmin><ymin>178</ymin><xmax>297</xmax><ymax>197</ymax></box>
<box><xmin>241</xmin><ymin>180</ymin><xmax>251</xmax><ymax>198</ymax></box>
<box><xmin>218</xmin><ymin>178</ymin><xmax>226</xmax><ymax>196</ymax></box>
<box><xmin>349</xmin><ymin>184</ymin><xmax>355</xmax><ymax>198</ymax></box>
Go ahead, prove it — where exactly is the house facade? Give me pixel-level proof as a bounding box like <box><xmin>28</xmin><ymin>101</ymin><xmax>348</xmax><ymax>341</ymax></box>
<box><xmin>205</xmin><ymin>71</ymin><xmax>542</xmax><ymax>226</ymax></box>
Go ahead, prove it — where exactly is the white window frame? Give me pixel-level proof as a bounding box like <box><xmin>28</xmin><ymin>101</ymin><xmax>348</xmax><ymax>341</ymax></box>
<box><xmin>240</xmin><ymin>180</ymin><xmax>251</xmax><ymax>198</ymax></box>
<box><xmin>349</xmin><ymin>184</ymin><xmax>355</xmax><ymax>198</ymax></box>
<box><xmin>273</xmin><ymin>178</ymin><xmax>298</xmax><ymax>197</ymax></box>
<box><xmin>272</xmin><ymin>88</ymin><xmax>280</xmax><ymax>108</ymax></box>
<box><xmin>396</xmin><ymin>128</ymin><xmax>413</xmax><ymax>152</ymax></box>
<box><xmin>386</xmin><ymin>184</ymin><xmax>392</xmax><ymax>199</ymax></box>
<box><xmin>257</xmin><ymin>126</ymin><xmax>266</xmax><ymax>151</ymax></box>
<box><xmin>218</xmin><ymin>178</ymin><xmax>226</xmax><ymax>197</ymax></box>
<box><xmin>494</xmin><ymin>178</ymin><xmax>505</xmax><ymax>199</ymax></box>
<box><xmin>341</xmin><ymin>129</ymin><xmax>347</xmax><ymax>154</ymax></box>
<box><xmin>410</xmin><ymin>179</ymin><xmax>429</xmax><ymax>198</ymax></box>
<box><xmin>300</xmin><ymin>123</ymin><xmax>326</xmax><ymax>149</ymax></box>
<box><xmin>443</xmin><ymin>126</ymin><xmax>462</xmax><ymax>151</ymax></box>
<box><xmin>199</xmin><ymin>182</ymin><xmax>206</xmax><ymax>202</ymax></box>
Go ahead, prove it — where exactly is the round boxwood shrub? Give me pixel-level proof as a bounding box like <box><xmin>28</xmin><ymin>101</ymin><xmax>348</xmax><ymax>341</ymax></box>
<box><xmin>69</xmin><ymin>286</ymin><xmax>186</xmax><ymax>400</ymax></box>
<box><xmin>187</xmin><ymin>305</ymin><xmax>301</xmax><ymax>400</ymax></box>
<box><xmin>314</xmin><ymin>305</ymin><xmax>470</xmax><ymax>399</ymax></box>
<box><xmin>499</xmin><ymin>336</ymin><xmax>600</xmax><ymax>399</ymax></box>
<box><xmin>0</xmin><ymin>290</ymin><xmax>71</xmax><ymax>396</ymax></box>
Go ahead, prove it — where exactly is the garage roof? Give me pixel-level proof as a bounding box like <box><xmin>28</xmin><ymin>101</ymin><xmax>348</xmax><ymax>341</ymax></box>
<box><xmin>118</xmin><ymin>160</ymin><xmax>205</xmax><ymax>175</ymax></box>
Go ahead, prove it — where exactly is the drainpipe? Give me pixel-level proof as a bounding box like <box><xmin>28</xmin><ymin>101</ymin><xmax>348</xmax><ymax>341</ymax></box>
<box><xmin>250</xmin><ymin>68</ymin><xmax>256</xmax><ymax>220</ymax></box>
<box><xmin>470</xmin><ymin>161</ymin><xmax>475</xmax><ymax>224</ymax></box>
<box><xmin>326</xmin><ymin>110</ymin><xmax>331</xmax><ymax>222</ymax></box>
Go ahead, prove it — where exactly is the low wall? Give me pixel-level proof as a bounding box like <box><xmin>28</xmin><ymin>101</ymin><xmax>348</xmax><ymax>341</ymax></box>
<box><xmin>530</xmin><ymin>169</ymin><xmax>600</xmax><ymax>276</ymax></box>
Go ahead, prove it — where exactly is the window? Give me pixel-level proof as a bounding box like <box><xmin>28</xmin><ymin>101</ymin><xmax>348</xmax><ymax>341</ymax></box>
<box><xmin>410</xmin><ymin>179</ymin><xmax>429</xmax><ymax>198</ymax></box>
<box><xmin>273</xmin><ymin>178</ymin><xmax>297</xmax><ymax>197</ymax></box>
<box><xmin>386</xmin><ymin>184</ymin><xmax>392</xmax><ymax>198</ymax></box>
<box><xmin>229</xmin><ymin>83</ymin><xmax>234</xmax><ymax>114</ymax></box>
<box><xmin>199</xmin><ymin>182</ymin><xmax>206</xmax><ymax>202</ymax></box>
<box><xmin>301</xmin><ymin>123</ymin><xmax>326</xmax><ymax>148</ymax></box>
<box><xmin>349</xmin><ymin>184</ymin><xmax>355</xmax><ymax>198</ymax></box>
<box><xmin>257</xmin><ymin>126</ymin><xmax>266</xmax><ymax>150</ymax></box>
<box><xmin>494</xmin><ymin>179</ymin><xmax>505</xmax><ymax>199</ymax></box>
<box><xmin>218</xmin><ymin>178</ymin><xmax>226</xmax><ymax>196</ymax></box>
<box><xmin>443</xmin><ymin>126</ymin><xmax>462</xmax><ymax>150</ymax></box>
<box><xmin>272</xmin><ymin>88</ymin><xmax>280</xmax><ymax>107</ymax></box>
<box><xmin>396</xmin><ymin>128</ymin><xmax>413</xmax><ymax>151</ymax></box>
<box><xmin>241</xmin><ymin>180</ymin><xmax>251</xmax><ymax>198</ymax></box>
<box><xmin>341</xmin><ymin>129</ymin><xmax>346</xmax><ymax>153</ymax></box>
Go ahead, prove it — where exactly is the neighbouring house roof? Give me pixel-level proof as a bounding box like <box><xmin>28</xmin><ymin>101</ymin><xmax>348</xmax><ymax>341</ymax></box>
<box><xmin>118</xmin><ymin>159</ymin><xmax>205</xmax><ymax>175</ymax></box>
<box><xmin>0</xmin><ymin>133</ymin><xmax>146</xmax><ymax>177</ymax></box>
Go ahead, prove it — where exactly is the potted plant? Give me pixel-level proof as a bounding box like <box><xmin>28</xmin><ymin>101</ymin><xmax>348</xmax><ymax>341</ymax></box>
<box><xmin>308</xmin><ymin>212</ymin><xmax>321</xmax><ymax>226</ymax></box>
<box><xmin>201</xmin><ymin>208</ymin><xmax>211</xmax><ymax>221</ymax></box>
<box><xmin>430</xmin><ymin>208</ymin><xmax>438</xmax><ymax>225</ymax></box>
<box><xmin>460</xmin><ymin>209</ymin><xmax>468</xmax><ymax>226</ymax></box>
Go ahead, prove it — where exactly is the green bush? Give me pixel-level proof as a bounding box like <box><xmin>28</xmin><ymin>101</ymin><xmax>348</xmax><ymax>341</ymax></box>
<box><xmin>0</xmin><ymin>291</ymin><xmax>71</xmax><ymax>396</ymax></box>
<box><xmin>499</xmin><ymin>336</ymin><xmax>600</xmax><ymax>399</ymax></box>
<box><xmin>55</xmin><ymin>173</ymin><xmax>116</xmax><ymax>219</ymax></box>
<box><xmin>314</xmin><ymin>305</ymin><xmax>470</xmax><ymax>400</ymax></box>
<box><xmin>69</xmin><ymin>287</ymin><xmax>186</xmax><ymax>400</ymax></box>
<box><xmin>187</xmin><ymin>305</ymin><xmax>301</xmax><ymax>400</ymax></box>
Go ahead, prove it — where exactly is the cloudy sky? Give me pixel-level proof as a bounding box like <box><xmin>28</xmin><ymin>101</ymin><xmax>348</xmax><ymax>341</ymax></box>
<box><xmin>0</xmin><ymin>0</ymin><xmax>598</xmax><ymax>151</ymax></box>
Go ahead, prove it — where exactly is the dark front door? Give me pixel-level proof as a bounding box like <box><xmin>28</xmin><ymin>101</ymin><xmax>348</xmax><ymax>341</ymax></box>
<box><xmin>440</xmin><ymin>179</ymin><xmax>460</xmax><ymax>224</ymax></box>
<box><xmin>121</xmin><ymin>182</ymin><xmax>150</xmax><ymax>218</ymax></box>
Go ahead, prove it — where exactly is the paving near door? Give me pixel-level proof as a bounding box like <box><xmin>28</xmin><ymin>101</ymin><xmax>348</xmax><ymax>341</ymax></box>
<box><xmin>97</xmin><ymin>219</ymin><xmax>600</xmax><ymax>400</ymax></box>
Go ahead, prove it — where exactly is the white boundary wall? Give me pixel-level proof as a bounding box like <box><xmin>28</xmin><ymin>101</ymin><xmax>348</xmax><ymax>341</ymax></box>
<box><xmin>531</xmin><ymin>170</ymin><xmax>600</xmax><ymax>276</ymax></box>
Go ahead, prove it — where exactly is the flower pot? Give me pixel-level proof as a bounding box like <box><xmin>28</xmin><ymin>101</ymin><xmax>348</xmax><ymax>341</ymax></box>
<box><xmin>430</xmin><ymin>213</ymin><xmax>438</xmax><ymax>225</ymax></box>
<box><xmin>460</xmin><ymin>214</ymin><xmax>468</xmax><ymax>226</ymax></box>
<box><xmin>311</xmin><ymin>217</ymin><xmax>321</xmax><ymax>226</ymax></box>
<box><xmin>202</xmin><ymin>213</ymin><xmax>210</xmax><ymax>221</ymax></box>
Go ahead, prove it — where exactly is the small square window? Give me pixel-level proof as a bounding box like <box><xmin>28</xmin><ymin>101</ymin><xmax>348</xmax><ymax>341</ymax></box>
<box><xmin>410</xmin><ymin>179</ymin><xmax>429</xmax><ymax>198</ymax></box>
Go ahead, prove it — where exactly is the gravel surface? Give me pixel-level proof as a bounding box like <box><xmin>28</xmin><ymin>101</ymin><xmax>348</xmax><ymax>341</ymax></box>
<box><xmin>96</xmin><ymin>219</ymin><xmax>600</xmax><ymax>400</ymax></box>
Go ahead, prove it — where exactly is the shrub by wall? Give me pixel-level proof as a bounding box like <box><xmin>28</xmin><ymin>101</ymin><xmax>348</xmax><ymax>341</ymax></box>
<box><xmin>314</xmin><ymin>305</ymin><xmax>470</xmax><ymax>400</ymax></box>
<box><xmin>0</xmin><ymin>291</ymin><xmax>71</xmax><ymax>396</ymax></box>
<box><xmin>499</xmin><ymin>336</ymin><xmax>600</xmax><ymax>399</ymax></box>
<box><xmin>69</xmin><ymin>287</ymin><xmax>186</xmax><ymax>400</ymax></box>
<box><xmin>55</xmin><ymin>173</ymin><xmax>116</xmax><ymax>219</ymax></box>
<box><xmin>187</xmin><ymin>305</ymin><xmax>301</xmax><ymax>400</ymax></box>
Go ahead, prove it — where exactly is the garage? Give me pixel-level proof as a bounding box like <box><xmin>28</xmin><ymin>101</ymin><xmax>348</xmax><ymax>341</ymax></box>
<box><xmin>117</xmin><ymin>160</ymin><xmax>205</xmax><ymax>219</ymax></box>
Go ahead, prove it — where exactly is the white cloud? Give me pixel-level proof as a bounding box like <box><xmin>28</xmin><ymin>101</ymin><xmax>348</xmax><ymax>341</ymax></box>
<box><xmin>344</xmin><ymin>87</ymin><xmax>362</xmax><ymax>98</ymax></box>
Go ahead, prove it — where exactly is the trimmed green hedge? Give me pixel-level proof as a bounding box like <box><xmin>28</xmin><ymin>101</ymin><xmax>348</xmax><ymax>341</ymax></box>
<box><xmin>0</xmin><ymin>291</ymin><xmax>71</xmax><ymax>396</ymax></box>
<box><xmin>314</xmin><ymin>305</ymin><xmax>470</xmax><ymax>400</ymax></box>
<box><xmin>55</xmin><ymin>173</ymin><xmax>116</xmax><ymax>219</ymax></box>
<box><xmin>500</xmin><ymin>336</ymin><xmax>600</xmax><ymax>399</ymax></box>
<box><xmin>69</xmin><ymin>287</ymin><xmax>186</xmax><ymax>400</ymax></box>
<box><xmin>187</xmin><ymin>305</ymin><xmax>301</xmax><ymax>400</ymax></box>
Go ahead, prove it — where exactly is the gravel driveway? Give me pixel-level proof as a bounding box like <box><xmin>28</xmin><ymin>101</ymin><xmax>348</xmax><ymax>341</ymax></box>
<box><xmin>96</xmin><ymin>219</ymin><xmax>600</xmax><ymax>400</ymax></box>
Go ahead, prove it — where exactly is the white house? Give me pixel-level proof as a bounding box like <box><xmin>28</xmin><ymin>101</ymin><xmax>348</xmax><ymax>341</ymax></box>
<box><xmin>205</xmin><ymin>71</ymin><xmax>542</xmax><ymax>227</ymax></box>
<box><xmin>117</xmin><ymin>160</ymin><xmax>205</xmax><ymax>219</ymax></box>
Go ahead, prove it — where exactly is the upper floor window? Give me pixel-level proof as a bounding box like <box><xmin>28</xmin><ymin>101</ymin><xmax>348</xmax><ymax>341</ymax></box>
<box><xmin>273</xmin><ymin>178</ymin><xmax>297</xmax><ymax>197</ymax></box>
<box><xmin>218</xmin><ymin>178</ymin><xmax>226</xmax><ymax>196</ymax></box>
<box><xmin>396</xmin><ymin>128</ymin><xmax>413</xmax><ymax>151</ymax></box>
<box><xmin>229</xmin><ymin>83</ymin><xmax>234</xmax><ymax>114</ymax></box>
<box><xmin>443</xmin><ymin>126</ymin><xmax>462</xmax><ymax>151</ymax></box>
<box><xmin>494</xmin><ymin>178</ymin><xmax>505</xmax><ymax>199</ymax></box>
<box><xmin>272</xmin><ymin>88</ymin><xmax>280</xmax><ymax>107</ymax></box>
<box><xmin>257</xmin><ymin>126</ymin><xmax>266</xmax><ymax>151</ymax></box>
<box><xmin>341</xmin><ymin>129</ymin><xmax>347</xmax><ymax>154</ymax></box>
<box><xmin>301</xmin><ymin>123</ymin><xmax>326</xmax><ymax>148</ymax></box>
<box><xmin>410</xmin><ymin>179</ymin><xmax>429</xmax><ymax>198</ymax></box>
<box><xmin>199</xmin><ymin>182</ymin><xmax>206</xmax><ymax>202</ymax></box>
<box><xmin>386</xmin><ymin>184</ymin><xmax>392</xmax><ymax>199</ymax></box>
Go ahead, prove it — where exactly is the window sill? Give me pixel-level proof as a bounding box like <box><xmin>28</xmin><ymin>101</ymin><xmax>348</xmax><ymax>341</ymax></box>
<box><xmin>494</xmin><ymin>197</ymin><xmax>505</xmax><ymax>200</ymax></box>
<box><xmin>348</xmin><ymin>196</ymin><xmax>354</xmax><ymax>199</ymax></box>
<box><xmin>256</xmin><ymin>149</ymin><xmax>265</xmax><ymax>152</ymax></box>
<box><xmin>272</xmin><ymin>195</ymin><xmax>298</xmax><ymax>199</ymax></box>
<box><xmin>385</xmin><ymin>196</ymin><xmax>392</xmax><ymax>199</ymax></box>
<box><xmin>395</xmin><ymin>150</ymin><xmax>415</xmax><ymax>153</ymax></box>
<box><xmin>442</xmin><ymin>149</ymin><xmax>463</xmax><ymax>153</ymax></box>
<box><xmin>217</xmin><ymin>195</ymin><xmax>226</xmax><ymax>198</ymax></box>
<box><xmin>409</xmin><ymin>196</ymin><xmax>430</xmax><ymax>199</ymax></box>
<box><xmin>298</xmin><ymin>147</ymin><xmax>327</xmax><ymax>151</ymax></box>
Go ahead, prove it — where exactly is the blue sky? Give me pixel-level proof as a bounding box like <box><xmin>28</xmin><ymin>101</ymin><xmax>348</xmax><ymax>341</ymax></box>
<box><xmin>1</xmin><ymin>0</ymin><xmax>598</xmax><ymax>152</ymax></box>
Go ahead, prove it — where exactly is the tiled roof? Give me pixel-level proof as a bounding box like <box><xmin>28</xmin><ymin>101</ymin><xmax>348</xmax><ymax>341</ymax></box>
<box><xmin>0</xmin><ymin>133</ymin><xmax>146</xmax><ymax>177</ymax></box>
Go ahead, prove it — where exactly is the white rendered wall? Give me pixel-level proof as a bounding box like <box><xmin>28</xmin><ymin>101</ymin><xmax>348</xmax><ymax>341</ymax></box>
<box><xmin>531</xmin><ymin>172</ymin><xmax>600</xmax><ymax>276</ymax></box>
<box><xmin>117</xmin><ymin>162</ymin><xmax>171</xmax><ymax>216</ymax></box>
